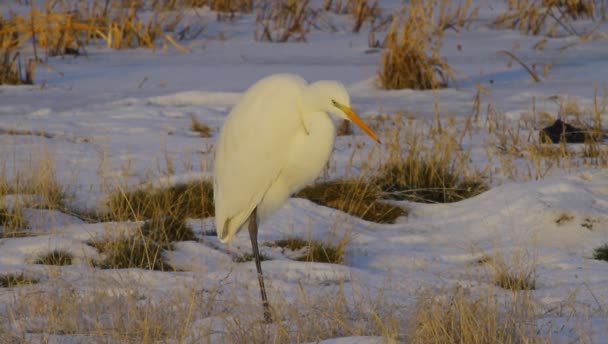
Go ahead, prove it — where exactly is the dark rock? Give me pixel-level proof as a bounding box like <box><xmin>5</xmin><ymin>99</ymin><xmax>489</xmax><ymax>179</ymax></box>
<box><xmin>540</xmin><ymin>119</ymin><xmax>587</xmax><ymax>144</ymax></box>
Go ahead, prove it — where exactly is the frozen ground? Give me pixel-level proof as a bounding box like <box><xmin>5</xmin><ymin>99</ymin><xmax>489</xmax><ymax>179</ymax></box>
<box><xmin>0</xmin><ymin>0</ymin><xmax>607</xmax><ymax>342</ymax></box>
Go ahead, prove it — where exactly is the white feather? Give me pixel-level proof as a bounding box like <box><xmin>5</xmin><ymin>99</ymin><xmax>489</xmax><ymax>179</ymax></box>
<box><xmin>214</xmin><ymin>73</ymin><xmax>378</xmax><ymax>243</ymax></box>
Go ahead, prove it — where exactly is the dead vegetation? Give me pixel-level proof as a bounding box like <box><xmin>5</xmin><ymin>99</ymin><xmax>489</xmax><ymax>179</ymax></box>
<box><xmin>375</xmin><ymin>113</ymin><xmax>488</xmax><ymax>203</ymax></box>
<box><xmin>0</xmin><ymin>12</ymin><xmax>35</xmax><ymax>85</ymax></box>
<box><xmin>190</xmin><ymin>115</ymin><xmax>212</xmax><ymax>137</ymax></box>
<box><xmin>0</xmin><ymin>273</ymin><xmax>38</xmax><ymax>288</ymax></box>
<box><xmin>5</xmin><ymin>284</ymin><xmax>211</xmax><ymax>341</ymax></box>
<box><xmin>481</xmin><ymin>89</ymin><xmax>607</xmax><ymax>181</ymax></box>
<box><xmin>270</xmin><ymin>237</ymin><xmax>345</xmax><ymax>264</ymax></box>
<box><xmin>487</xmin><ymin>250</ymin><xmax>537</xmax><ymax>291</ymax></box>
<box><xmin>336</xmin><ymin>119</ymin><xmax>353</xmax><ymax>136</ymax></box>
<box><xmin>91</xmin><ymin>184</ymin><xmax>202</xmax><ymax>270</ymax></box>
<box><xmin>2</xmin><ymin>278</ymin><xmax>403</xmax><ymax>342</ymax></box>
<box><xmin>89</xmin><ymin>235</ymin><xmax>174</xmax><ymax>270</ymax></box>
<box><xmin>324</xmin><ymin>0</ymin><xmax>381</xmax><ymax>33</ymax></box>
<box><xmin>223</xmin><ymin>286</ymin><xmax>403</xmax><ymax>343</ymax></box>
<box><xmin>0</xmin><ymin>151</ymin><xmax>67</xmax><ymax>214</ymax></box>
<box><xmin>107</xmin><ymin>179</ymin><xmax>214</xmax><ymax>221</ymax></box>
<box><xmin>494</xmin><ymin>0</ymin><xmax>597</xmax><ymax>36</ymax></box>
<box><xmin>141</xmin><ymin>216</ymin><xmax>196</xmax><ymax>243</ymax></box>
<box><xmin>1</xmin><ymin>0</ymin><xmax>191</xmax><ymax>85</ymax></box>
<box><xmin>2</xmin><ymin>3</ymin><xmax>187</xmax><ymax>54</ymax></box>
<box><xmin>377</xmin><ymin>0</ymin><xmax>473</xmax><ymax>90</ymax></box>
<box><xmin>35</xmin><ymin>250</ymin><xmax>74</xmax><ymax>266</ymax></box>
<box><xmin>375</xmin><ymin>158</ymin><xmax>488</xmax><ymax>204</ymax></box>
<box><xmin>0</xmin><ymin>207</ymin><xmax>29</xmax><ymax>238</ymax></box>
<box><xmin>255</xmin><ymin>0</ymin><xmax>317</xmax><ymax>42</ymax></box>
<box><xmin>296</xmin><ymin>179</ymin><xmax>406</xmax><ymax>223</ymax></box>
<box><xmin>409</xmin><ymin>286</ymin><xmax>541</xmax><ymax>343</ymax></box>
<box><xmin>0</xmin><ymin>48</ymin><xmax>34</xmax><ymax>85</ymax></box>
<box><xmin>202</xmin><ymin>0</ymin><xmax>254</xmax><ymax>13</ymax></box>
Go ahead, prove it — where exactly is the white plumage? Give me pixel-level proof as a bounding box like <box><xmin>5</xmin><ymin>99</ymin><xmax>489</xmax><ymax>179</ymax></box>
<box><xmin>213</xmin><ymin>73</ymin><xmax>380</xmax><ymax>321</ymax></box>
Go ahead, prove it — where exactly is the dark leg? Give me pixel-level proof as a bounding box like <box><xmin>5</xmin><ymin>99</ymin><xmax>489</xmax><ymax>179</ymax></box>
<box><xmin>248</xmin><ymin>207</ymin><xmax>272</xmax><ymax>323</ymax></box>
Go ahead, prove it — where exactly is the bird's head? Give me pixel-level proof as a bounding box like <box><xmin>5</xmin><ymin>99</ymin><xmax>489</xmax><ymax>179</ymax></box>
<box><xmin>308</xmin><ymin>80</ymin><xmax>381</xmax><ymax>144</ymax></box>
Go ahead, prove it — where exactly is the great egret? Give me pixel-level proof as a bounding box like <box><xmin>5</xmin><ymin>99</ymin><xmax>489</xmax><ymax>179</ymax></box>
<box><xmin>214</xmin><ymin>73</ymin><xmax>380</xmax><ymax>322</ymax></box>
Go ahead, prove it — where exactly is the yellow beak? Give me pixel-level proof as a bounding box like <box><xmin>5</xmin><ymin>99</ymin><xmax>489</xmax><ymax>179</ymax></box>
<box><xmin>334</xmin><ymin>102</ymin><xmax>381</xmax><ymax>144</ymax></box>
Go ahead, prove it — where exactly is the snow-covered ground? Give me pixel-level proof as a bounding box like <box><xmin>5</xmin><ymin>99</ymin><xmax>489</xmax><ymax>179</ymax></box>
<box><xmin>1</xmin><ymin>1</ymin><xmax>607</xmax><ymax>342</ymax></box>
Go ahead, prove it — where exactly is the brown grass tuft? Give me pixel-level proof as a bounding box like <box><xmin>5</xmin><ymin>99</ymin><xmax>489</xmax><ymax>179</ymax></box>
<box><xmin>234</xmin><ymin>252</ymin><xmax>270</xmax><ymax>263</ymax></box>
<box><xmin>0</xmin><ymin>49</ymin><xmax>35</xmax><ymax>85</ymax></box>
<box><xmin>325</xmin><ymin>0</ymin><xmax>382</xmax><ymax>33</ymax></box>
<box><xmin>207</xmin><ymin>0</ymin><xmax>254</xmax><ymax>15</ymax></box>
<box><xmin>35</xmin><ymin>250</ymin><xmax>74</xmax><ymax>266</ymax></box>
<box><xmin>0</xmin><ymin>207</ymin><xmax>29</xmax><ymax>237</ymax></box>
<box><xmin>494</xmin><ymin>0</ymin><xmax>596</xmax><ymax>36</ymax></box>
<box><xmin>190</xmin><ymin>115</ymin><xmax>212</xmax><ymax>137</ymax></box>
<box><xmin>490</xmin><ymin>251</ymin><xmax>537</xmax><ymax>291</ymax></box>
<box><xmin>336</xmin><ymin>119</ymin><xmax>353</xmax><ymax>136</ymax></box>
<box><xmin>375</xmin><ymin>160</ymin><xmax>488</xmax><ymax>203</ymax></box>
<box><xmin>107</xmin><ymin>179</ymin><xmax>214</xmax><ymax>221</ymax></box>
<box><xmin>255</xmin><ymin>0</ymin><xmax>317</xmax><ymax>42</ymax></box>
<box><xmin>0</xmin><ymin>273</ymin><xmax>38</xmax><ymax>288</ymax></box>
<box><xmin>296</xmin><ymin>179</ymin><xmax>406</xmax><ymax>223</ymax></box>
<box><xmin>271</xmin><ymin>237</ymin><xmax>345</xmax><ymax>264</ymax></box>
<box><xmin>141</xmin><ymin>216</ymin><xmax>196</xmax><ymax>244</ymax></box>
<box><xmin>0</xmin><ymin>153</ymin><xmax>66</xmax><ymax>210</ymax></box>
<box><xmin>90</xmin><ymin>235</ymin><xmax>174</xmax><ymax>271</ymax></box>
<box><xmin>375</xmin><ymin>126</ymin><xmax>488</xmax><ymax>203</ymax></box>
<box><xmin>377</xmin><ymin>0</ymin><xmax>477</xmax><ymax>89</ymax></box>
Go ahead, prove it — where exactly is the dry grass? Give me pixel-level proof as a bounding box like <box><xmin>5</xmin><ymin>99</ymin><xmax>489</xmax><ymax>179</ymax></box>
<box><xmin>336</xmin><ymin>119</ymin><xmax>353</xmax><ymax>136</ymax></box>
<box><xmin>378</xmin><ymin>0</ymin><xmax>467</xmax><ymax>90</ymax></box>
<box><xmin>90</xmin><ymin>235</ymin><xmax>174</xmax><ymax>271</ymax></box>
<box><xmin>375</xmin><ymin>117</ymin><xmax>488</xmax><ymax>203</ymax></box>
<box><xmin>494</xmin><ymin>0</ymin><xmax>596</xmax><ymax>36</ymax></box>
<box><xmin>375</xmin><ymin>159</ymin><xmax>488</xmax><ymax>203</ymax></box>
<box><xmin>107</xmin><ymin>179</ymin><xmax>214</xmax><ymax>221</ymax></box>
<box><xmin>234</xmin><ymin>251</ymin><xmax>270</xmax><ymax>262</ymax></box>
<box><xmin>35</xmin><ymin>250</ymin><xmax>74</xmax><ymax>266</ymax></box>
<box><xmin>2</xmin><ymin>277</ymin><xmax>403</xmax><ymax>342</ymax></box>
<box><xmin>489</xmin><ymin>250</ymin><xmax>537</xmax><ymax>291</ymax></box>
<box><xmin>0</xmin><ymin>207</ymin><xmax>29</xmax><ymax>238</ymax></box>
<box><xmin>0</xmin><ymin>12</ymin><xmax>35</xmax><ymax>85</ymax></box>
<box><xmin>409</xmin><ymin>286</ymin><xmax>542</xmax><ymax>343</ymax></box>
<box><xmin>0</xmin><ymin>48</ymin><xmax>34</xmax><ymax>85</ymax></box>
<box><xmin>324</xmin><ymin>0</ymin><xmax>381</xmax><ymax>33</ymax></box>
<box><xmin>0</xmin><ymin>150</ymin><xmax>67</xmax><ymax>236</ymax></box>
<box><xmin>296</xmin><ymin>179</ymin><xmax>406</xmax><ymax>223</ymax></box>
<box><xmin>89</xmin><ymin>196</ymin><xmax>198</xmax><ymax>270</ymax></box>
<box><xmin>0</xmin><ymin>273</ymin><xmax>38</xmax><ymax>288</ymax></box>
<box><xmin>4</xmin><ymin>283</ymin><xmax>211</xmax><ymax>341</ymax></box>
<box><xmin>201</xmin><ymin>0</ymin><xmax>253</xmax><ymax>12</ymax></box>
<box><xmin>0</xmin><ymin>152</ymin><xmax>66</xmax><ymax>210</ymax></box>
<box><xmin>141</xmin><ymin>216</ymin><xmax>196</xmax><ymax>243</ymax></box>
<box><xmin>270</xmin><ymin>237</ymin><xmax>345</xmax><ymax>264</ymax></box>
<box><xmin>0</xmin><ymin>0</ymin><xmax>188</xmax><ymax>64</ymax></box>
<box><xmin>169</xmin><ymin>0</ymin><xmax>253</xmax><ymax>13</ymax></box>
<box><xmin>255</xmin><ymin>0</ymin><xmax>317</xmax><ymax>42</ymax></box>
<box><xmin>223</xmin><ymin>285</ymin><xmax>403</xmax><ymax>342</ymax></box>
<box><xmin>190</xmin><ymin>114</ymin><xmax>212</xmax><ymax>137</ymax></box>
<box><xmin>87</xmin><ymin>211</ymin><xmax>196</xmax><ymax>271</ymax></box>
<box><xmin>481</xmin><ymin>90</ymin><xmax>607</xmax><ymax>181</ymax></box>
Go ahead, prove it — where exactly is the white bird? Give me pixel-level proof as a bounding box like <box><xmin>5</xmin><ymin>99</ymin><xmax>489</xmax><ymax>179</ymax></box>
<box><xmin>214</xmin><ymin>73</ymin><xmax>380</xmax><ymax>322</ymax></box>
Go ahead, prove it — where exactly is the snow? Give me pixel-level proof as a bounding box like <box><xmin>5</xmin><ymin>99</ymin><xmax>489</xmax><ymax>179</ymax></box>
<box><xmin>1</xmin><ymin>0</ymin><xmax>608</xmax><ymax>342</ymax></box>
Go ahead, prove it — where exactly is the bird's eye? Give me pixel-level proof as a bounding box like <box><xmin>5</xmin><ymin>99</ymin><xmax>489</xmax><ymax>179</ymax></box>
<box><xmin>331</xmin><ymin>100</ymin><xmax>339</xmax><ymax>107</ymax></box>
